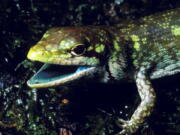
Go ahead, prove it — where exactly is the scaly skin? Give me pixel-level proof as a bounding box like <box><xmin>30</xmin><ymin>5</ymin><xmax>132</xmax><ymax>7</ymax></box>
<box><xmin>27</xmin><ymin>8</ymin><xmax>180</xmax><ymax>135</ymax></box>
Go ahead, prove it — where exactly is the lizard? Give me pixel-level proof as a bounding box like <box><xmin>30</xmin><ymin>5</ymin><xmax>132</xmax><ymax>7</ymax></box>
<box><xmin>27</xmin><ymin>8</ymin><xmax>180</xmax><ymax>135</ymax></box>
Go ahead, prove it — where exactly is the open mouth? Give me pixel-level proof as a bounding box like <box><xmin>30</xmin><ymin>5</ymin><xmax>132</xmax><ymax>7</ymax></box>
<box><xmin>27</xmin><ymin>64</ymin><xmax>96</xmax><ymax>88</ymax></box>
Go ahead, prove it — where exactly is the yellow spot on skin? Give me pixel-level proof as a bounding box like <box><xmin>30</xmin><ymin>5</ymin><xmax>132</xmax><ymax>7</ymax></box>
<box><xmin>60</xmin><ymin>40</ymin><xmax>66</xmax><ymax>46</ymax></box>
<box><xmin>131</xmin><ymin>35</ymin><xmax>140</xmax><ymax>42</ymax></box>
<box><xmin>113</xmin><ymin>40</ymin><xmax>120</xmax><ymax>51</ymax></box>
<box><xmin>59</xmin><ymin>40</ymin><xmax>75</xmax><ymax>50</ymax></box>
<box><xmin>134</xmin><ymin>42</ymin><xmax>140</xmax><ymax>51</ymax></box>
<box><xmin>142</xmin><ymin>38</ymin><xmax>147</xmax><ymax>44</ymax></box>
<box><xmin>131</xmin><ymin>35</ymin><xmax>141</xmax><ymax>51</ymax></box>
<box><xmin>171</xmin><ymin>25</ymin><xmax>180</xmax><ymax>36</ymax></box>
<box><xmin>95</xmin><ymin>44</ymin><xmax>105</xmax><ymax>53</ymax></box>
<box><xmin>43</xmin><ymin>33</ymin><xmax>49</xmax><ymax>38</ymax></box>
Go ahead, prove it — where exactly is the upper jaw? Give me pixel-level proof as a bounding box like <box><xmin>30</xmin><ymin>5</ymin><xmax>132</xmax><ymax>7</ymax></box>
<box><xmin>27</xmin><ymin>47</ymin><xmax>101</xmax><ymax>88</ymax></box>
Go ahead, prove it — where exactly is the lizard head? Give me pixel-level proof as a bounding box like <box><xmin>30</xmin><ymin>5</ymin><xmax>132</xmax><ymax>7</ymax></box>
<box><xmin>27</xmin><ymin>27</ymin><xmax>111</xmax><ymax>88</ymax></box>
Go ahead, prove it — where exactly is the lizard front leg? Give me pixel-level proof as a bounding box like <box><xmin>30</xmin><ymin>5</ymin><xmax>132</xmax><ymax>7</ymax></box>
<box><xmin>116</xmin><ymin>67</ymin><xmax>156</xmax><ymax>135</ymax></box>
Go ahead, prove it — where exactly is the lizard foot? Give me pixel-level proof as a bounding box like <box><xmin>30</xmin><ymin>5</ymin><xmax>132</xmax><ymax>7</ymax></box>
<box><xmin>115</xmin><ymin>118</ymin><xmax>138</xmax><ymax>135</ymax></box>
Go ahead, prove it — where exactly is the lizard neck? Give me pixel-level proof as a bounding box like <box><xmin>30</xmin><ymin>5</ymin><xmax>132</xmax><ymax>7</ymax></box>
<box><xmin>104</xmin><ymin>26</ymin><xmax>135</xmax><ymax>82</ymax></box>
<box><xmin>104</xmin><ymin>28</ymin><xmax>129</xmax><ymax>82</ymax></box>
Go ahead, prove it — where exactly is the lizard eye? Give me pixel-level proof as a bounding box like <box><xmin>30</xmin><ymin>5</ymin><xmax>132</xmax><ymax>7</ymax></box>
<box><xmin>71</xmin><ymin>45</ymin><xmax>86</xmax><ymax>56</ymax></box>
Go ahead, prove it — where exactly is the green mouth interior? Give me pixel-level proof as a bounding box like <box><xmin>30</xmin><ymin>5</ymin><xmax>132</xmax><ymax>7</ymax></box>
<box><xmin>27</xmin><ymin>64</ymin><xmax>94</xmax><ymax>86</ymax></box>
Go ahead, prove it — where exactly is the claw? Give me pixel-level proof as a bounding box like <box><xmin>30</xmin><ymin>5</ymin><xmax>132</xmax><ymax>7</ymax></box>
<box><xmin>118</xmin><ymin>129</ymin><xmax>126</xmax><ymax>135</ymax></box>
<box><xmin>118</xmin><ymin>118</ymin><xmax>127</xmax><ymax>123</ymax></box>
<box><xmin>116</xmin><ymin>118</ymin><xmax>128</xmax><ymax>128</ymax></box>
<box><xmin>115</xmin><ymin>129</ymin><xmax>129</xmax><ymax>135</ymax></box>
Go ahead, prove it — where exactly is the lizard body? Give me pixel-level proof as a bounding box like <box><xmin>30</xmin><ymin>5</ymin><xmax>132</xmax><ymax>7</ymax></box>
<box><xmin>27</xmin><ymin>8</ymin><xmax>180</xmax><ymax>135</ymax></box>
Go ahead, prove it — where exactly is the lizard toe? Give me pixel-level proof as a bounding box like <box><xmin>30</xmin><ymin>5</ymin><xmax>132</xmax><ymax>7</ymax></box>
<box><xmin>115</xmin><ymin>119</ymin><xmax>138</xmax><ymax>135</ymax></box>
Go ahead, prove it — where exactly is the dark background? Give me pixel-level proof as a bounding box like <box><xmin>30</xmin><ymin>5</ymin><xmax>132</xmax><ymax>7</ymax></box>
<box><xmin>0</xmin><ymin>0</ymin><xmax>179</xmax><ymax>135</ymax></box>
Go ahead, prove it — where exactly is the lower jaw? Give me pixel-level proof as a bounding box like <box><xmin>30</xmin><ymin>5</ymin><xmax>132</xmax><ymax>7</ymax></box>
<box><xmin>27</xmin><ymin>64</ymin><xmax>96</xmax><ymax>88</ymax></box>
